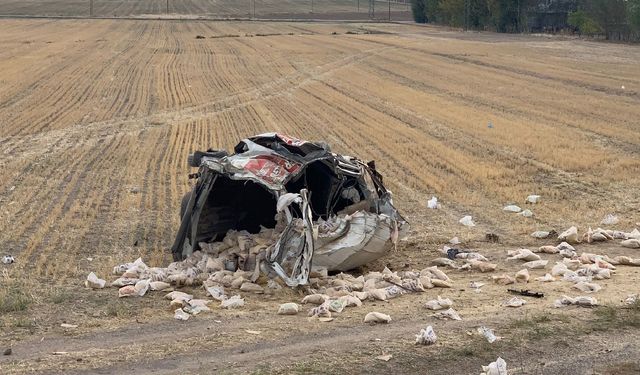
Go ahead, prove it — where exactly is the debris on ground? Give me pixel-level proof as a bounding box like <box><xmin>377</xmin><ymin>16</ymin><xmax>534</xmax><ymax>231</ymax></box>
<box><xmin>3</xmin><ymin>348</ymin><xmax>11</xmax><ymax>356</ymax></box>
<box><xmin>427</xmin><ymin>196</ymin><xmax>440</xmax><ymax>209</ymax></box>
<box><xmin>522</xmin><ymin>259</ymin><xmax>548</xmax><ymax>269</ymax></box>
<box><xmin>459</xmin><ymin>216</ymin><xmax>475</xmax><ymax>227</ymax></box>
<box><xmin>530</xmin><ymin>230</ymin><xmax>551</xmax><ymax>239</ymax></box>
<box><xmin>221</xmin><ymin>295</ymin><xmax>244</xmax><ymax>309</ymax></box>
<box><xmin>503</xmin><ymin>205</ymin><xmax>521</xmax><ymax>213</ymax></box>
<box><xmin>424</xmin><ymin>296</ymin><xmax>453</xmax><ymax>310</ymax></box>
<box><xmin>508</xmin><ymin>289</ymin><xmax>544</xmax><ymax>298</ymax></box>
<box><xmin>174</xmin><ymin>308</ymin><xmax>190</xmax><ymax>321</ymax></box>
<box><xmin>525</xmin><ymin>195</ymin><xmax>541</xmax><ymax>204</ymax></box>
<box><xmin>507</xmin><ymin>249</ymin><xmax>540</xmax><ymax>262</ymax></box>
<box><xmin>60</xmin><ymin>323</ymin><xmax>78</xmax><ymax>328</ymax></box>
<box><xmin>492</xmin><ymin>274</ymin><xmax>515</xmax><ymax>285</ymax></box>
<box><xmin>84</xmin><ymin>272</ymin><xmax>105</xmax><ymax>289</ymax></box>
<box><xmin>376</xmin><ymin>353</ymin><xmax>393</xmax><ymax>361</ymax></box>
<box><xmin>469</xmin><ymin>281</ymin><xmax>485</xmax><ymax>292</ymax></box>
<box><xmin>477</xmin><ymin>326</ymin><xmax>501</xmax><ymax>343</ymax></box>
<box><xmin>535</xmin><ymin>273</ymin><xmax>556</xmax><ymax>282</ymax></box>
<box><xmin>554</xmin><ymin>295</ymin><xmax>598</xmax><ymax>308</ymax></box>
<box><xmin>625</xmin><ymin>294</ymin><xmax>638</xmax><ymax>305</ymax></box>
<box><xmin>572</xmin><ymin>281</ymin><xmax>602</xmax><ymax>293</ymax></box>
<box><xmin>415</xmin><ymin>325</ymin><xmax>437</xmax><ymax>345</ymax></box>
<box><xmin>485</xmin><ymin>233</ymin><xmax>499</xmax><ymax>243</ymax></box>
<box><xmin>481</xmin><ymin>357</ymin><xmax>507</xmax><ymax>375</ymax></box>
<box><xmin>558</xmin><ymin>226</ymin><xmax>579</xmax><ymax>244</ymax></box>
<box><xmin>433</xmin><ymin>308</ymin><xmax>461</xmax><ymax>320</ymax></box>
<box><xmin>518</xmin><ymin>209</ymin><xmax>533</xmax><ymax>218</ymax></box>
<box><xmin>600</xmin><ymin>214</ymin><xmax>619</xmax><ymax>226</ymax></box>
<box><xmin>364</xmin><ymin>312</ymin><xmax>391</xmax><ymax>324</ymax></box>
<box><xmin>503</xmin><ymin>296</ymin><xmax>526</xmax><ymax>307</ymax></box>
<box><xmin>621</xmin><ymin>239</ymin><xmax>640</xmax><ymax>248</ymax></box>
<box><xmin>2</xmin><ymin>255</ymin><xmax>15</xmax><ymax>264</ymax></box>
<box><xmin>515</xmin><ymin>269</ymin><xmax>530</xmax><ymax>283</ymax></box>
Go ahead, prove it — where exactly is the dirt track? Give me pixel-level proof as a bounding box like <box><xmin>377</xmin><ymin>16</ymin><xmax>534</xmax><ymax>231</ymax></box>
<box><xmin>1</xmin><ymin>19</ymin><xmax>640</xmax><ymax>374</ymax></box>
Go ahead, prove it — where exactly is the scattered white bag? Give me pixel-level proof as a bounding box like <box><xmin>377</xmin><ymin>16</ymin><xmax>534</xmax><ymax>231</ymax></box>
<box><xmin>134</xmin><ymin>279</ymin><xmax>150</xmax><ymax>297</ymax></box>
<box><xmin>522</xmin><ymin>260</ymin><xmax>548</xmax><ymax>269</ymax></box>
<box><xmin>621</xmin><ymin>239</ymin><xmax>640</xmax><ymax>249</ymax></box>
<box><xmin>477</xmin><ymin>326</ymin><xmax>501</xmax><ymax>343</ymax></box>
<box><xmin>526</xmin><ymin>195</ymin><xmax>541</xmax><ymax>204</ymax></box>
<box><xmin>515</xmin><ymin>269</ymin><xmax>530</xmax><ymax>283</ymax></box>
<box><xmin>558</xmin><ymin>226</ymin><xmax>579</xmax><ymax>244</ymax></box>
<box><xmin>364</xmin><ymin>312</ymin><xmax>391</xmax><ymax>324</ymax></box>
<box><xmin>481</xmin><ymin>357</ymin><xmax>507</xmax><ymax>375</ymax></box>
<box><xmin>205</xmin><ymin>285</ymin><xmax>227</xmax><ymax>301</ymax></box>
<box><xmin>503</xmin><ymin>205</ymin><xmax>522</xmax><ymax>213</ymax></box>
<box><xmin>530</xmin><ymin>231</ymin><xmax>550</xmax><ymax>239</ymax></box>
<box><xmin>165</xmin><ymin>291</ymin><xmax>193</xmax><ymax>301</ymax></box>
<box><xmin>535</xmin><ymin>273</ymin><xmax>556</xmax><ymax>282</ymax></box>
<box><xmin>449</xmin><ymin>237</ymin><xmax>461</xmax><ymax>245</ymax></box>
<box><xmin>150</xmin><ymin>281</ymin><xmax>171</xmax><ymax>291</ymax></box>
<box><xmin>625</xmin><ymin>294</ymin><xmax>638</xmax><ymax>305</ymax></box>
<box><xmin>572</xmin><ymin>281</ymin><xmax>602</xmax><ymax>293</ymax></box>
<box><xmin>507</xmin><ymin>249</ymin><xmax>540</xmax><ymax>262</ymax></box>
<box><xmin>277</xmin><ymin>303</ymin><xmax>299</xmax><ymax>315</ymax></box>
<box><xmin>434</xmin><ymin>308</ymin><xmax>461</xmax><ymax>321</ymax></box>
<box><xmin>554</xmin><ymin>295</ymin><xmax>598</xmax><ymax>308</ymax></box>
<box><xmin>301</xmin><ymin>294</ymin><xmax>328</xmax><ymax>305</ymax></box>
<box><xmin>415</xmin><ymin>325</ymin><xmax>437</xmax><ymax>345</ymax></box>
<box><xmin>518</xmin><ymin>209</ymin><xmax>533</xmax><ymax>218</ymax></box>
<box><xmin>459</xmin><ymin>216</ymin><xmax>475</xmax><ymax>227</ymax></box>
<box><xmin>221</xmin><ymin>295</ymin><xmax>244</xmax><ymax>309</ymax></box>
<box><xmin>427</xmin><ymin>196</ymin><xmax>440</xmax><ymax>209</ymax></box>
<box><xmin>2</xmin><ymin>255</ymin><xmax>15</xmax><ymax>264</ymax></box>
<box><xmin>174</xmin><ymin>308</ymin><xmax>190</xmax><ymax>321</ymax></box>
<box><xmin>85</xmin><ymin>272</ymin><xmax>106</xmax><ymax>289</ymax></box>
<box><xmin>600</xmin><ymin>214</ymin><xmax>619</xmax><ymax>226</ymax></box>
<box><xmin>503</xmin><ymin>297</ymin><xmax>526</xmax><ymax>307</ymax></box>
<box><xmin>424</xmin><ymin>296</ymin><xmax>453</xmax><ymax>310</ymax></box>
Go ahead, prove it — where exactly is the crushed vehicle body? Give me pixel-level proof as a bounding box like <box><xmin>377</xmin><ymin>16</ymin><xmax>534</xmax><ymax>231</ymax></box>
<box><xmin>171</xmin><ymin>133</ymin><xmax>408</xmax><ymax>287</ymax></box>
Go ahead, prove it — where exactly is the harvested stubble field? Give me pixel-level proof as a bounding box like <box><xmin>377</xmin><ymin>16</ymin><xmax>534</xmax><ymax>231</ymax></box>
<box><xmin>1</xmin><ymin>19</ymin><xmax>640</xmax><ymax>374</ymax></box>
<box><xmin>0</xmin><ymin>0</ymin><xmax>411</xmax><ymax>20</ymax></box>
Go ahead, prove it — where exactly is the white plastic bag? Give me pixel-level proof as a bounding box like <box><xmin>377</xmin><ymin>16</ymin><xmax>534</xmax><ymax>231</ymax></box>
<box><xmin>277</xmin><ymin>303</ymin><xmax>299</xmax><ymax>315</ymax></box>
<box><xmin>415</xmin><ymin>325</ymin><xmax>437</xmax><ymax>345</ymax></box>
<box><xmin>518</xmin><ymin>209</ymin><xmax>533</xmax><ymax>218</ymax></box>
<box><xmin>85</xmin><ymin>272</ymin><xmax>106</xmax><ymax>289</ymax></box>
<box><xmin>600</xmin><ymin>214</ymin><xmax>619</xmax><ymax>225</ymax></box>
<box><xmin>424</xmin><ymin>296</ymin><xmax>453</xmax><ymax>310</ymax></box>
<box><xmin>477</xmin><ymin>326</ymin><xmax>501</xmax><ymax>343</ymax></box>
<box><xmin>503</xmin><ymin>205</ymin><xmax>521</xmax><ymax>213</ymax></box>
<box><xmin>526</xmin><ymin>195</ymin><xmax>541</xmax><ymax>204</ymax></box>
<box><xmin>427</xmin><ymin>196</ymin><xmax>439</xmax><ymax>209</ymax></box>
<box><xmin>364</xmin><ymin>311</ymin><xmax>391</xmax><ymax>324</ymax></box>
<box><xmin>221</xmin><ymin>295</ymin><xmax>245</xmax><ymax>309</ymax></box>
<box><xmin>174</xmin><ymin>308</ymin><xmax>190</xmax><ymax>321</ymax></box>
<box><xmin>481</xmin><ymin>357</ymin><xmax>507</xmax><ymax>375</ymax></box>
<box><xmin>459</xmin><ymin>216</ymin><xmax>475</xmax><ymax>227</ymax></box>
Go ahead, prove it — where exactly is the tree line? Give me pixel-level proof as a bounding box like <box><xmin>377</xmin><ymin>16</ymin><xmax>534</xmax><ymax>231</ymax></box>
<box><xmin>410</xmin><ymin>0</ymin><xmax>640</xmax><ymax>42</ymax></box>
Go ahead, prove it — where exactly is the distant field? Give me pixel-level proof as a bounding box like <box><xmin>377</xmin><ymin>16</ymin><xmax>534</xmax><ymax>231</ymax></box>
<box><xmin>0</xmin><ymin>0</ymin><xmax>411</xmax><ymax>19</ymax></box>
<box><xmin>1</xmin><ymin>19</ymin><xmax>640</xmax><ymax>374</ymax></box>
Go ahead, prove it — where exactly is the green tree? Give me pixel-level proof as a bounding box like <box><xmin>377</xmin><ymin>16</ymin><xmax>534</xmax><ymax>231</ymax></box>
<box><xmin>629</xmin><ymin>0</ymin><xmax>640</xmax><ymax>30</ymax></box>
<box><xmin>568</xmin><ymin>9</ymin><xmax>602</xmax><ymax>35</ymax></box>
<box><xmin>439</xmin><ymin>0</ymin><xmax>466</xmax><ymax>27</ymax></box>
<box><xmin>411</xmin><ymin>0</ymin><xmax>427</xmax><ymax>23</ymax></box>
